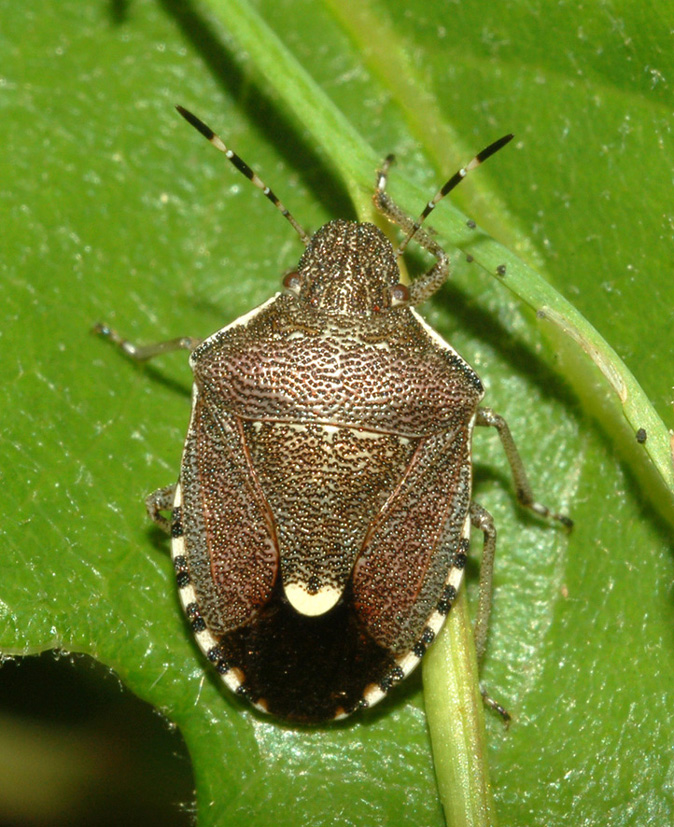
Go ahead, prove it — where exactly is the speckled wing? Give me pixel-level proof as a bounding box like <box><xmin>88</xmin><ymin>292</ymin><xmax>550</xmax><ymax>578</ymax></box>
<box><xmin>351</xmin><ymin>422</ymin><xmax>474</xmax><ymax>654</ymax></box>
<box><xmin>180</xmin><ymin>387</ymin><xmax>279</xmax><ymax>636</ymax></box>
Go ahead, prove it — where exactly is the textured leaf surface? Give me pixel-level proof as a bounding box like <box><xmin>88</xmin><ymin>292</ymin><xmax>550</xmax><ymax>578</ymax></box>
<box><xmin>2</xmin><ymin>1</ymin><xmax>673</xmax><ymax>825</ymax></box>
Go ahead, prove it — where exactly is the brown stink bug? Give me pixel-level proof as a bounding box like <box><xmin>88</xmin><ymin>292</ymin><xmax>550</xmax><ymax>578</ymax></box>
<box><xmin>96</xmin><ymin>107</ymin><xmax>571</xmax><ymax>724</ymax></box>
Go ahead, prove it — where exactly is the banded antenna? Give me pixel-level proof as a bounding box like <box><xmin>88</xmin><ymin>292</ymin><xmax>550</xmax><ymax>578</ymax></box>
<box><xmin>396</xmin><ymin>133</ymin><xmax>514</xmax><ymax>256</ymax></box>
<box><xmin>176</xmin><ymin>106</ymin><xmax>310</xmax><ymax>246</ymax></box>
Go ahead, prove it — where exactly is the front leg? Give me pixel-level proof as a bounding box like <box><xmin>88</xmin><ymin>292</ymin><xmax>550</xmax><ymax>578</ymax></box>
<box><xmin>93</xmin><ymin>322</ymin><xmax>201</xmax><ymax>362</ymax></box>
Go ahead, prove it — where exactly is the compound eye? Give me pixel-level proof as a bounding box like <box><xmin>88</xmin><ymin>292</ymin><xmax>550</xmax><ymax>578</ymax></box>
<box><xmin>389</xmin><ymin>283</ymin><xmax>410</xmax><ymax>307</ymax></box>
<box><xmin>282</xmin><ymin>271</ymin><xmax>302</xmax><ymax>295</ymax></box>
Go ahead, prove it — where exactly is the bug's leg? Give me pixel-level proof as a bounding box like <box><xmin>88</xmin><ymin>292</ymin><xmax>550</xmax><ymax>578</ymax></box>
<box><xmin>373</xmin><ymin>136</ymin><xmax>513</xmax><ymax>306</ymax></box>
<box><xmin>469</xmin><ymin>501</ymin><xmax>497</xmax><ymax>667</ymax></box>
<box><xmin>146</xmin><ymin>485</ymin><xmax>177</xmax><ymax>535</ymax></box>
<box><xmin>93</xmin><ymin>322</ymin><xmax>202</xmax><ymax>362</ymax></box>
<box><xmin>476</xmin><ymin>407</ymin><xmax>573</xmax><ymax>528</ymax></box>
<box><xmin>470</xmin><ymin>501</ymin><xmax>511</xmax><ymax>723</ymax></box>
<box><xmin>373</xmin><ymin>158</ymin><xmax>449</xmax><ymax>306</ymax></box>
<box><xmin>481</xmin><ymin>688</ymin><xmax>511</xmax><ymax>724</ymax></box>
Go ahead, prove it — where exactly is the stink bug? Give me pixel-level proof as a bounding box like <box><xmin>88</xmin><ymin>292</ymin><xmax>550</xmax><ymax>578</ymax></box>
<box><xmin>96</xmin><ymin>107</ymin><xmax>571</xmax><ymax>724</ymax></box>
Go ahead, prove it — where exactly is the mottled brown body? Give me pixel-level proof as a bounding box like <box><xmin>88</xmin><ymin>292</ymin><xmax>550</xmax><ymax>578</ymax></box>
<box><xmin>174</xmin><ymin>220</ymin><xmax>481</xmax><ymax>720</ymax></box>
<box><xmin>96</xmin><ymin>110</ymin><xmax>569</xmax><ymax>724</ymax></box>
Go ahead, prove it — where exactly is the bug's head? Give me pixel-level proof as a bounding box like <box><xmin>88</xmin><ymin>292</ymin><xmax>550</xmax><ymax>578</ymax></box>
<box><xmin>284</xmin><ymin>219</ymin><xmax>409</xmax><ymax>318</ymax></box>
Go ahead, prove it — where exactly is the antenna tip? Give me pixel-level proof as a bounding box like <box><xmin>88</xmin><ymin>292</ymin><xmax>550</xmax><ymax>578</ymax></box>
<box><xmin>493</xmin><ymin>133</ymin><xmax>515</xmax><ymax>152</ymax></box>
<box><xmin>175</xmin><ymin>106</ymin><xmax>215</xmax><ymax>142</ymax></box>
<box><xmin>477</xmin><ymin>133</ymin><xmax>514</xmax><ymax>164</ymax></box>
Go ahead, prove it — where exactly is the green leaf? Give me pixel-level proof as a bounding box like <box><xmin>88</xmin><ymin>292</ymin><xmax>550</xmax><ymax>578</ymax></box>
<box><xmin>2</xmin><ymin>1</ymin><xmax>673</xmax><ymax>826</ymax></box>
